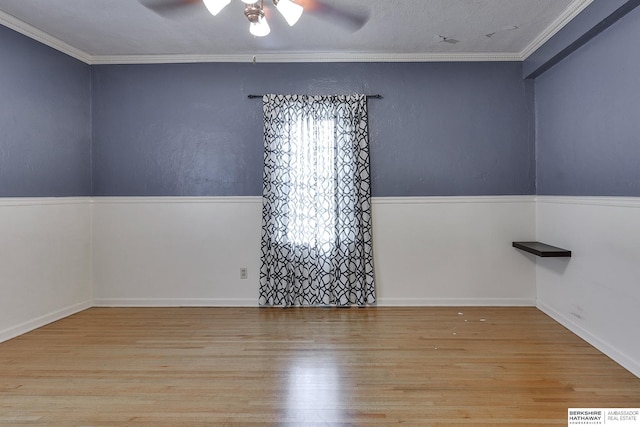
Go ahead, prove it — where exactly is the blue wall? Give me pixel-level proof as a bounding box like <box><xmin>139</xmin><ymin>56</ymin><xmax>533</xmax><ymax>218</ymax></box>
<box><xmin>4</xmin><ymin>1</ymin><xmax>640</xmax><ymax>199</ymax></box>
<box><xmin>0</xmin><ymin>25</ymin><xmax>91</xmax><ymax>197</ymax></box>
<box><xmin>92</xmin><ymin>62</ymin><xmax>535</xmax><ymax>197</ymax></box>
<box><xmin>535</xmin><ymin>5</ymin><xmax>640</xmax><ymax>196</ymax></box>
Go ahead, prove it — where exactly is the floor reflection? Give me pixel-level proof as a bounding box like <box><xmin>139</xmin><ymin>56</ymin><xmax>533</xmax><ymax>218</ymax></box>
<box><xmin>285</xmin><ymin>354</ymin><xmax>346</xmax><ymax>423</ymax></box>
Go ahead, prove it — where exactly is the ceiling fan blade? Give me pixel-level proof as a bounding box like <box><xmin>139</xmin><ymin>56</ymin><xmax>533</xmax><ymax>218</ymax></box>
<box><xmin>139</xmin><ymin>0</ymin><xmax>202</xmax><ymax>18</ymax></box>
<box><xmin>297</xmin><ymin>0</ymin><xmax>369</xmax><ymax>31</ymax></box>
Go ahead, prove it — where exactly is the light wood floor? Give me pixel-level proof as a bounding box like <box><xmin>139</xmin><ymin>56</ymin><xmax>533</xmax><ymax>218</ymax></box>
<box><xmin>0</xmin><ymin>307</ymin><xmax>638</xmax><ymax>426</ymax></box>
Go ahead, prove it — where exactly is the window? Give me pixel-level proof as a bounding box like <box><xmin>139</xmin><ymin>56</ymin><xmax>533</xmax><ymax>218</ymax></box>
<box><xmin>284</xmin><ymin>116</ymin><xmax>336</xmax><ymax>248</ymax></box>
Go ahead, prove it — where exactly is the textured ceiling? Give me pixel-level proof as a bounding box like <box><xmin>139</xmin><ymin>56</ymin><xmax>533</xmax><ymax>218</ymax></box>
<box><xmin>0</xmin><ymin>0</ymin><xmax>591</xmax><ymax>63</ymax></box>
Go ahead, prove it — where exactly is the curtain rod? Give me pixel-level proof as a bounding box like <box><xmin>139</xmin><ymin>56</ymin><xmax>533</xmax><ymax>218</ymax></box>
<box><xmin>248</xmin><ymin>94</ymin><xmax>382</xmax><ymax>99</ymax></box>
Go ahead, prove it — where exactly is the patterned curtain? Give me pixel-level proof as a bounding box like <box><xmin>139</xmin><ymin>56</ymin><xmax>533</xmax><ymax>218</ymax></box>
<box><xmin>259</xmin><ymin>94</ymin><xmax>375</xmax><ymax>307</ymax></box>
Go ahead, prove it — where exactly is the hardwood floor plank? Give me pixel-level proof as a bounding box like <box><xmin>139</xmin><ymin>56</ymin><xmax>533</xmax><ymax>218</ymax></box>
<box><xmin>0</xmin><ymin>307</ymin><xmax>638</xmax><ymax>425</ymax></box>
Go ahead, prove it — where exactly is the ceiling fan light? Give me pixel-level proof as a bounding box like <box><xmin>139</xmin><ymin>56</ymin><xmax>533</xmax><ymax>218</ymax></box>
<box><xmin>250</xmin><ymin>16</ymin><xmax>271</xmax><ymax>37</ymax></box>
<box><xmin>274</xmin><ymin>0</ymin><xmax>303</xmax><ymax>26</ymax></box>
<box><xmin>202</xmin><ymin>0</ymin><xmax>231</xmax><ymax>16</ymax></box>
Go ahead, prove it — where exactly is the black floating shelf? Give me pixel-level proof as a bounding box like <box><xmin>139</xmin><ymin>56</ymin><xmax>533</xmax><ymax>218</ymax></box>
<box><xmin>512</xmin><ymin>241</ymin><xmax>571</xmax><ymax>258</ymax></box>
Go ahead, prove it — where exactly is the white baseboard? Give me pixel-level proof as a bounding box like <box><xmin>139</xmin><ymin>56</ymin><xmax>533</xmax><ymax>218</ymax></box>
<box><xmin>378</xmin><ymin>297</ymin><xmax>536</xmax><ymax>306</ymax></box>
<box><xmin>537</xmin><ymin>302</ymin><xmax>640</xmax><ymax>378</ymax></box>
<box><xmin>93</xmin><ymin>297</ymin><xmax>535</xmax><ymax>308</ymax></box>
<box><xmin>0</xmin><ymin>300</ymin><xmax>92</xmax><ymax>344</ymax></box>
<box><xmin>93</xmin><ymin>298</ymin><xmax>258</xmax><ymax>307</ymax></box>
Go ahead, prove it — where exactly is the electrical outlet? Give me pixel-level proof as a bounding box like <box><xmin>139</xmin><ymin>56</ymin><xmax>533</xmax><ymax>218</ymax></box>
<box><xmin>240</xmin><ymin>268</ymin><xmax>248</xmax><ymax>279</ymax></box>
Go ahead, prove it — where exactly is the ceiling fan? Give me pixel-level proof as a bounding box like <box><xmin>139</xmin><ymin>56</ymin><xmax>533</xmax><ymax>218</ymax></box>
<box><xmin>139</xmin><ymin>0</ymin><xmax>369</xmax><ymax>37</ymax></box>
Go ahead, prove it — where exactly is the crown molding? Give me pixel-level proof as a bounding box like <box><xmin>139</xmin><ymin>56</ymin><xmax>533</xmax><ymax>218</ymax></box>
<box><xmin>89</xmin><ymin>51</ymin><xmax>524</xmax><ymax>65</ymax></box>
<box><xmin>0</xmin><ymin>9</ymin><xmax>92</xmax><ymax>64</ymax></box>
<box><xmin>0</xmin><ymin>0</ymin><xmax>592</xmax><ymax>65</ymax></box>
<box><xmin>520</xmin><ymin>0</ymin><xmax>594</xmax><ymax>60</ymax></box>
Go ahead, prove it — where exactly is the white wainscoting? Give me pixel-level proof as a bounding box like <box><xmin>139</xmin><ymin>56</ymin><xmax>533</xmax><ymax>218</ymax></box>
<box><xmin>91</xmin><ymin>196</ymin><xmax>537</xmax><ymax>307</ymax></box>
<box><xmin>6</xmin><ymin>195</ymin><xmax>639</xmax><ymax>377</ymax></box>
<box><xmin>536</xmin><ymin>196</ymin><xmax>640</xmax><ymax>377</ymax></box>
<box><xmin>373</xmin><ymin>197</ymin><xmax>536</xmax><ymax>305</ymax></box>
<box><xmin>0</xmin><ymin>198</ymin><xmax>92</xmax><ymax>343</ymax></box>
<box><xmin>92</xmin><ymin>197</ymin><xmax>263</xmax><ymax>306</ymax></box>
